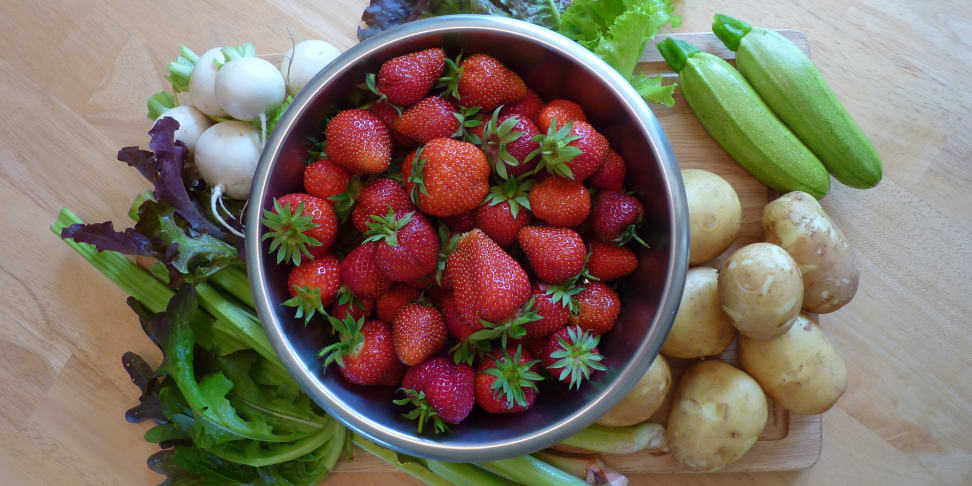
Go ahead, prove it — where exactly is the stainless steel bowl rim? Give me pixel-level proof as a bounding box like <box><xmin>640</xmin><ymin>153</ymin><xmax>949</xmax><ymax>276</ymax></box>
<box><xmin>247</xmin><ymin>14</ymin><xmax>689</xmax><ymax>462</ymax></box>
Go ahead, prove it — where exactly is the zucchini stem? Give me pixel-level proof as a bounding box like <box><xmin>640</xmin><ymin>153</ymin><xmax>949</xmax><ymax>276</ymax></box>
<box><xmin>712</xmin><ymin>14</ymin><xmax>752</xmax><ymax>51</ymax></box>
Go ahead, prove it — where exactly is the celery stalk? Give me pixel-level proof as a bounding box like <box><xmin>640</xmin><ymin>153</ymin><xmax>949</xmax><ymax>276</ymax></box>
<box><xmin>559</xmin><ymin>423</ymin><xmax>667</xmax><ymax>455</ymax></box>
<box><xmin>480</xmin><ymin>455</ymin><xmax>588</xmax><ymax>486</ymax></box>
<box><xmin>210</xmin><ymin>266</ymin><xmax>255</xmax><ymax>308</ymax></box>
<box><xmin>426</xmin><ymin>460</ymin><xmax>515</xmax><ymax>486</ymax></box>
<box><xmin>351</xmin><ymin>433</ymin><xmax>452</xmax><ymax>486</ymax></box>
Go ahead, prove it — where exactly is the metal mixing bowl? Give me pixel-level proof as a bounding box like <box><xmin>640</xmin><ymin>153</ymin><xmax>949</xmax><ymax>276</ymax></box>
<box><xmin>246</xmin><ymin>14</ymin><xmax>688</xmax><ymax>462</ymax></box>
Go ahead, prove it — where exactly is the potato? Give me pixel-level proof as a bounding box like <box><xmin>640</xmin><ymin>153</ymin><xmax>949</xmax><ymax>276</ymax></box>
<box><xmin>597</xmin><ymin>355</ymin><xmax>671</xmax><ymax>427</ymax></box>
<box><xmin>739</xmin><ymin>313</ymin><xmax>847</xmax><ymax>414</ymax></box>
<box><xmin>683</xmin><ymin>169</ymin><xmax>742</xmax><ymax>265</ymax></box>
<box><xmin>719</xmin><ymin>243</ymin><xmax>803</xmax><ymax>339</ymax></box>
<box><xmin>667</xmin><ymin>360</ymin><xmax>767</xmax><ymax>471</ymax></box>
<box><xmin>762</xmin><ymin>191</ymin><xmax>859</xmax><ymax>313</ymax></box>
<box><xmin>662</xmin><ymin>267</ymin><xmax>736</xmax><ymax>358</ymax></box>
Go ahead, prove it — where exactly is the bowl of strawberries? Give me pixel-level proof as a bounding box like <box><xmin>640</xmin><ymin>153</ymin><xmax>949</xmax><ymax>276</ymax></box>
<box><xmin>246</xmin><ymin>15</ymin><xmax>688</xmax><ymax>461</ymax></box>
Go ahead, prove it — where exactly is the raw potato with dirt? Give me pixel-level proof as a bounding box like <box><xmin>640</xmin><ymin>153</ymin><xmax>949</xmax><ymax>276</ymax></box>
<box><xmin>718</xmin><ymin>242</ymin><xmax>804</xmax><ymax>339</ymax></box>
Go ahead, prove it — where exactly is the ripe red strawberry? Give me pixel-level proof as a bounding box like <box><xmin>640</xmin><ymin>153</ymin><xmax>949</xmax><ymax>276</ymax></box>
<box><xmin>284</xmin><ymin>254</ymin><xmax>342</xmax><ymax>324</ymax></box>
<box><xmin>591</xmin><ymin>191</ymin><xmax>646</xmax><ymax>245</ymax></box>
<box><xmin>537</xmin><ymin>99</ymin><xmax>587</xmax><ymax>133</ymax></box>
<box><xmin>325</xmin><ymin>109</ymin><xmax>392</xmax><ymax>174</ymax></box>
<box><xmin>475</xmin><ymin>346</ymin><xmax>542</xmax><ymax>414</ymax></box>
<box><xmin>376</xmin><ymin>284</ymin><xmax>422</xmax><ymax>323</ymax></box>
<box><xmin>304</xmin><ymin>159</ymin><xmax>350</xmax><ymax>199</ymax></box>
<box><xmin>393</xmin><ymin>96</ymin><xmax>460</xmax><ymax>144</ymax></box>
<box><xmin>568</xmin><ymin>282</ymin><xmax>620</xmax><ymax>335</ymax></box>
<box><xmin>536</xmin><ymin>120</ymin><xmax>608</xmax><ymax>181</ymax></box>
<box><xmin>517</xmin><ymin>226</ymin><xmax>586</xmax><ymax>284</ymax></box>
<box><xmin>396</xmin><ymin>358</ymin><xmax>474</xmax><ymax>432</ymax></box>
<box><xmin>426</xmin><ymin>284</ymin><xmax>450</xmax><ymax>308</ymax></box>
<box><xmin>376</xmin><ymin>47</ymin><xmax>446</xmax><ymax>107</ymax></box>
<box><xmin>588</xmin><ymin>149</ymin><xmax>626</xmax><ymax>192</ymax></box>
<box><xmin>403</xmin><ymin>138</ymin><xmax>490</xmax><ymax>217</ymax></box>
<box><xmin>474</xmin><ymin>200</ymin><xmax>532</xmax><ymax>248</ymax></box>
<box><xmin>319</xmin><ymin>317</ymin><xmax>404</xmax><ymax>386</ymax></box>
<box><xmin>471</xmin><ymin>110</ymin><xmax>541</xmax><ymax>179</ymax></box>
<box><xmin>393</xmin><ymin>304</ymin><xmax>448</xmax><ymax>366</ymax></box>
<box><xmin>351</xmin><ymin>178</ymin><xmax>414</xmax><ymax>233</ymax></box>
<box><xmin>542</xmin><ymin>325</ymin><xmax>606</xmax><ymax>389</ymax></box>
<box><xmin>441</xmin><ymin>293</ymin><xmax>482</xmax><ymax>341</ymax></box>
<box><xmin>444</xmin><ymin>229</ymin><xmax>531</xmax><ymax>321</ymax></box>
<box><xmin>404</xmin><ymin>273</ymin><xmax>433</xmax><ymax>289</ymax></box>
<box><xmin>442</xmin><ymin>210</ymin><xmax>476</xmax><ymax>232</ymax></box>
<box><xmin>509</xmin><ymin>335</ymin><xmax>549</xmax><ymax>357</ymax></box>
<box><xmin>371</xmin><ymin>100</ymin><xmax>415</xmax><ymax>148</ymax></box>
<box><xmin>523</xmin><ymin>283</ymin><xmax>570</xmax><ymax>337</ymax></box>
<box><xmin>588</xmin><ymin>241</ymin><xmax>638</xmax><ymax>281</ymax></box>
<box><xmin>500</xmin><ymin>88</ymin><xmax>543</xmax><ymax>123</ymax></box>
<box><xmin>528</xmin><ymin>177</ymin><xmax>590</xmax><ymax>228</ymax></box>
<box><xmin>364</xmin><ymin>208</ymin><xmax>438</xmax><ymax>282</ymax></box>
<box><xmin>330</xmin><ymin>286</ymin><xmax>374</xmax><ymax>322</ymax></box>
<box><xmin>340</xmin><ymin>242</ymin><xmax>393</xmax><ymax>299</ymax></box>
<box><xmin>263</xmin><ymin>193</ymin><xmax>338</xmax><ymax>264</ymax></box>
<box><xmin>441</xmin><ymin>53</ymin><xmax>527</xmax><ymax>112</ymax></box>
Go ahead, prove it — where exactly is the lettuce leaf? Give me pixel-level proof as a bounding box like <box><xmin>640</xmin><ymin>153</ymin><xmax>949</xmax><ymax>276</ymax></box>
<box><xmin>630</xmin><ymin>72</ymin><xmax>676</xmax><ymax>107</ymax></box>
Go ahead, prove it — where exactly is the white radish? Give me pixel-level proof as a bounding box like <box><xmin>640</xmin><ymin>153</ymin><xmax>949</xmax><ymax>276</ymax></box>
<box><xmin>190</xmin><ymin>47</ymin><xmax>228</xmax><ymax>118</ymax></box>
<box><xmin>280</xmin><ymin>39</ymin><xmax>341</xmax><ymax>96</ymax></box>
<box><xmin>215</xmin><ymin>56</ymin><xmax>286</xmax><ymax>122</ymax></box>
<box><xmin>194</xmin><ymin>121</ymin><xmax>262</xmax><ymax>236</ymax></box>
<box><xmin>155</xmin><ymin>105</ymin><xmax>212</xmax><ymax>153</ymax></box>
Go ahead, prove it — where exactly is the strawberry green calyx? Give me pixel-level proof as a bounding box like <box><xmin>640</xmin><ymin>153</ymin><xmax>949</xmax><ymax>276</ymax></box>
<box><xmin>336</xmin><ymin>285</ymin><xmax>367</xmax><ymax>313</ymax></box>
<box><xmin>435</xmin><ymin>222</ymin><xmax>460</xmax><ymax>286</ymax></box>
<box><xmin>470</xmin><ymin>297</ymin><xmax>542</xmax><ymax>348</ymax></box>
<box><xmin>165</xmin><ymin>45</ymin><xmax>198</xmax><ymax>93</ymax></box>
<box><xmin>478</xmin><ymin>107</ymin><xmax>526</xmax><ymax>179</ymax></box>
<box><xmin>485</xmin><ymin>346</ymin><xmax>544</xmax><ymax>408</ymax></box>
<box><xmin>283</xmin><ymin>285</ymin><xmax>327</xmax><ymax>326</ymax></box>
<box><xmin>363</xmin><ymin>207</ymin><xmax>414</xmax><ymax>247</ymax></box>
<box><xmin>261</xmin><ymin>198</ymin><xmax>323</xmax><ymax>266</ymax></box>
<box><xmin>407</xmin><ymin>146</ymin><xmax>430</xmax><ymax>204</ymax></box>
<box><xmin>531</xmin><ymin>119</ymin><xmax>582</xmax><ymax>179</ymax></box>
<box><xmin>435</xmin><ymin>53</ymin><xmax>464</xmax><ymax>101</ymax></box>
<box><xmin>453</xmin><ymin>105</ymin><xmax>484</xmax><ymax>142</ymax></box>
<box><xmin>484</xmin><ymin>176</ymin><xmax>533</xmax><ymax>219</ymax></box>
<box><xmin>317</xmin><ymin>315</ymin><xmax>366</xmax><ymax>369</ymax></box>
<box><xmin>545</xmin><ymin>275</ymin><xmax>586</xmax><ymax>314</ymax></box>
<box><xmin>362</xmin><ymin>73</ymin><xmax>402</xmax><ymax>115</ymax></box>
<box><xmin>393</xmin><ymin>389</ymin><xmax>450</xmax><ymax>435</ymax></box>
<box><xmin>328</xmin><ymin>175</ymin><xmax>362</xmax><ymax>223</ymax></box>
<box><xmin>617</xmin><ymin>222</ymin><xmax>649</xmax><ymax>247</ymax></box>
<box><xmin>450</xmin><ymin>338</ymin><xmax>491</xmax><ymax>367</ymax></box>
<box><xmin>550</xmin><ymin>326</ymin><xmax>607</xmax><ymax>390</ymax></box>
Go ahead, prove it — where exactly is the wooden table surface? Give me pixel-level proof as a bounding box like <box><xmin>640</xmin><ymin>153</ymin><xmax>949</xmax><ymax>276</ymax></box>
<box><xmin>1</xmin><ymin>0</ymin><xmax>969</xmax><ymax>484</ymax></box>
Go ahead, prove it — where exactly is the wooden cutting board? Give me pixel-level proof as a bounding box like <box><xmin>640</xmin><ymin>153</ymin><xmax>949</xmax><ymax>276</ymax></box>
<box><xmin>335</xmin><ymin>30</ymin><xmax>822</xmax><ymax>475</ymax></box>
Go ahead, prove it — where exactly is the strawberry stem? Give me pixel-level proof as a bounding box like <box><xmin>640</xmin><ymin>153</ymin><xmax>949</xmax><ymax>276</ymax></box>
<box><xmin>393</xmin><ymin>389</ymin><xmax>450</xmax><ymax>435</ymax></box>
<box><xmin>434</xmin><ymin>222</ymin><xmax>460</xmax><ymax>286</ymax></box>
<box><xmin>450</xmin><ymin>338</ymin><xmax>492</xmax><ymax>366</ymax></box>
<box><xmin>478</xmin><ymin>107</ymin><xmax>526</xmax><ymax>180</ymax></box>
<box><xmin>469</xmin><ymin>297</ymin><xmax>541</xmax><ymax>348</ymax></box>
<box><xmin>435</xmin><ymin>53</ymin><xmax>464</xmax><ymax>101</ymax></box>
<box><xmin>407</xmin><ymin>146</ymin><xmax>429</xmax><ymax>205</ymax></box>
<box><xmin>317</xmin><ymin>315</ymin><xmax>365</xmax><ymax>370</ymax></box>
<box><xmin>261</xmin><ymin>198</ymin><xmax>323</xmax><ymax>266</ymax></box>
<box><xmin>549</xmin><ymin>326</ymin><xmax>606</xmax><ymax>390</ymax></box>
<box><xmin>484</xmin><ymin>176</ymin><xmax>533</xmax><ymax>219</ymax></box>
<box><xmin>483</xmin><ymin>346</ymin><xmax>543</xmax><ymax>408</ymax></box>
<box><xmin>363</xmin><ymin>207</ymin><xmax>413</xmax><ymax>247</ymax></box>
<box><xmin>282</xmin><ymin>284</ymin><xmax>328</xmax><ymax>326</ymax></box>
<box><xmin>530</xmin><ymin>119</ymin><xmax>582</xmax><ymax>179</ymax></box>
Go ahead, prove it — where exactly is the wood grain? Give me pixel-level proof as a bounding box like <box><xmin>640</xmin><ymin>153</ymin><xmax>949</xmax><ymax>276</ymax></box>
<box><xmin>0</xmin><ymin>0</ymin><xmax>970</xmax><ymax>485</ymax></box>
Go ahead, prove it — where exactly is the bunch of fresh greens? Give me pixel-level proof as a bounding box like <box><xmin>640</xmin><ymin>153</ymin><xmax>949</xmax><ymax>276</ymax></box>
<box><xmin>358</xmin><ymin>0</ymin><xmax>679</xmax><ymax>106</ymax></box>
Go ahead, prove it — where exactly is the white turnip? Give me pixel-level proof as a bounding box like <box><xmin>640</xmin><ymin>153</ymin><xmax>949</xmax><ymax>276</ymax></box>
<box><xmin>190</xmin><ymin>47</ymin><xmax>228</xmax><ymax>118</ymax></box>
<box><xmin>155</xmin><ymin>105</ymin><xmax>212</xmax><ymax>153</ymax></box>
<box><xmin>280</xmin><ymin>39</ymin><xmax>341</xmax><ymax>96</ymax></box>
<box><xmin>194</xmin><ymin>120</ymin><xmax>262</xmax><ymax>236</ymax></box>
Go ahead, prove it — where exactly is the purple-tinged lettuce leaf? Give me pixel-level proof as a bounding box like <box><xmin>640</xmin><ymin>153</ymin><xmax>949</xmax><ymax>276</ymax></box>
<box><xmin>123</xmin><ymin>350</ymin><xmax>167</xmax><ymax>424</ymax></box>
<box><xmin>61</xmin><ymin>222</ymin><xmax>160</xmax><ymax>258</ymax></box>
<box><xmin>358</xmin><ymin>0</ymin><xmax>428</xmax><ymax>41</ymax></box>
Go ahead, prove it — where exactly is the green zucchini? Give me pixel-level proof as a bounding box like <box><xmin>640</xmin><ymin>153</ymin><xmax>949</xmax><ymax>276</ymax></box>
<box><xmin>713</xmin><ymin>14</ymin><xmax>882</xmax><ymax>188</ymax></box>
<box><xmin>657</xmin><ymin>38</ymin><xmax>830</xmax><ymax>198</ymax></box>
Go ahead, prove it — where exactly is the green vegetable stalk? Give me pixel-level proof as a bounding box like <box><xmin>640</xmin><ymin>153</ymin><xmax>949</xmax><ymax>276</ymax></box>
<box><xmin>559</xmin><ymin>422</ymin><xmax>668</xmax><ymax>455</ymax></box>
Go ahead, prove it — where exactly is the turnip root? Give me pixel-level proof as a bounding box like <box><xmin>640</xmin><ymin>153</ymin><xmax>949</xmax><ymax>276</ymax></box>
<box><xmin>190</xmin><ymin>47</ymin><xmax>229</xmax><ymax>118</ymax></box>
<box><xmin>194</xmin><ymin>120</ymin><xmax>262</xmax><ymax>235</ymax></box>
<box><xmin>280</xmin><ymin>39</ymin><xmax>341</xmax><ymax>96</ymax></box>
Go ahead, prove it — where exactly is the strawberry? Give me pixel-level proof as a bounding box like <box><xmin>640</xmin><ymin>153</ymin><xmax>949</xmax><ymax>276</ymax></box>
<box><xmin>500</xmin><ymin>88</ymin><xmax>543</xmax><ymax>123</ymax></box>
<box><xmin>376</xmin><ymin>283</ymin><xmax>422</xmax><ymax>323</ymax></box>
<box><xmin>396</xmin><ymin>358</ymin><xmax>474</xmax><ymax>432</ymax></box>
<box><xmin>474</xmin><ymin>200</ymin><xmax>532</xmax><ymax>248</ymax></box>
<box><xmin>340</xmin><ymin>242</ymin><xmax>393</xmax><ymax>299</ymax></box>
<box><xmin>471</xmin><ymin>109</ymin><xmax>541</xmax><ymax>179</ymax></box>
<box><xmin>364</xmin><ymin>208</ymin><xmax>439</xmax><ymax>282</ymax></box>
<box><xmin>426</xmin><ymin>284</ymin><xmax>450</xmax><ymax>308</ymax></box>
<box><xmin>469</xmin><ymin>296</ymin><xmax>543</xmax><ymax>348</ymax></box>
<box><xmin>537</xmin><ymin>99</ymin><xmax>587</xmax><ymax>133</ymax></box>
<box><xmin>371</xmin><ymin>100</ymin><xmax>415</xmax><ymax>147</ymax></box>
<box><xmin>403</xmin><ymin>138</ymin><xmax>490</xmax><ymax>217</ymax></box>
<box><xmin>330</xmin><ymin>286</ymin><xmax>374</xmax><ymax>321</ymax></box>
<box><xmin>475</xmin><ymin>346</ymin><xmax>543</xmax><ymax>414</ymax></box>
<box><xmin>588</xmin><ymin>241</ymin><xmax>638</xmax><ymax>281</ymax></box>
<box><xmin>319</xmin><ymin>316</ymin><xmax>404</xmax><ymax>386</ymax></box>
<box><xmin>262</xmin><ymin>194</ymin><xmax>337</xmax><ymax>264</ymax></box>
<box><xmin>434</xmin><ymin>223</ymin><xmax>461</xmax><ymax>287</ymax></box>
<box><xmin>393</xmin><ymin>96</ymin><xmax>460</xmax><ymax>144</ymax></box>
<box><xmin>375</xmin><ymin>47</ymin><xmax>446</xmax><ymax>107</ymax></box>
<box><xmin>444</xmin><ymin>229</ymin><xmax>531</xmax><ymax>321</ymax></box>
<box><xmin>441</xmin><ymin>292</ymin><xmax>482</xmax><ymax>341</ymax></box>
<box><xmin>528</xmin><ymin>176</ymin><xmax>590</xmax><ymax>228</ymax></box>
<box><xmin>440</xmin><ymin>53</ymin><xmax>526</xmax><ymax>112</ymax></box>
<box><xmin>325</xmin><ymin>109</ymin><xmax>392</xmax><ymax>174</ymax></box>
<box><xmin>284</xmin><ymin>254</ymin><xmax>342</xmax><ymax>325</ymax></box>
<box><xmin>535</xmin><ymin>120</ymin><xmax>608</xmax><ymax>181</ymax></box>
<box><xmin>568</xmin><ymin>282</ymin><xmax>620</xmax><ymax>335</ymax></box>
<box><xmin>523</xmin><ymin>283</ymin><xmax>570</xmax><ymax>337</ymax></box>
<box><xmin>392</xmin><ymin>303</ymin><xmax>448</xmax><ymax>365</ymax></box>
<box><xmin>591</xmin><ymin>191</ymin><xmax>647</xmax><ymax>245</ymax></box>
<box><xmin>509</xmin><ymin>335</ymin><xmax>548</xmax><ymax>357</ymax></box>
<box><xmin>352</xmin><ymin>178</ymin><xmax>415</xmax><ymax>233</ymax></box>
<box><xmin>404</xmin><ymin>273</ymin><xmax>434</xmax><ymax>289</ymax></box>
<box><xmin>517</xmin><ymin>226</ymin><xmax>586</xmax><ymax>284</ymax></box>
<box><xmin>542</xmin><ymin>325</ymin><xmax>606</xmax><ymax>389</ymax></box>
<box><xmin>588</xmin><ymin>149</ymin><xmax>626</xmax><ymax>192</ymax></box>
<box><xmin>442</xmin><ymin>210</ymin><xmax>475</xmax><ymax>233</ymax></box>
<box><xmin>303</xmin><ymin>159</ymin><xmax>350</xmax><ymax>200</ymax></box>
